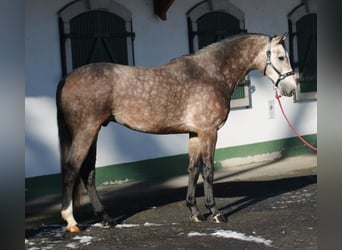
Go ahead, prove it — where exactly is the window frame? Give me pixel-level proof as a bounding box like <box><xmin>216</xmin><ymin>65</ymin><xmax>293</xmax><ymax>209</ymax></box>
<box><xmin>58</xmin><ymin>0</ymin><xmax>134</xmax><ymax>77</ymax></box>
<box><xmin>187</xmin><ymin>0</ymin><xmax>246</xmax><ymax>53</ymax></box>
<box><xmin>288</xmin><ymin>1</ymin><xmax>317</xmax><ymax>102</ymax></box>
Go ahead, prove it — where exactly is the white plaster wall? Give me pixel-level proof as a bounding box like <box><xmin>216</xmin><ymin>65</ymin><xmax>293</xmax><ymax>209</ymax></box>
<box><xmin>25</xmin><ymin>0</ymin><xmax>317</xmax><ymax>177</ymax></box>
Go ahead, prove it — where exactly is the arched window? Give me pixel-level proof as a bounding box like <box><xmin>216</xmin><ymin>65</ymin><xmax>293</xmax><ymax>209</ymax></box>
<box><xmin>197</xmin><ymin>11</ymin><xmax>241</xmax><ymax>48</ymax></box>
<box><xmin>288</xmin><ymin>0</ymin><xmax>317</xmax><ymax>101</ymax></box>
<box><xmin>187</xmin><ymin>0</ymin><xmax>250</xmax><ymax>109</ymax></box>
<box><xmin>58</xmin><ymin>0</ymin><xmax>134</xmax><ymax>77</ymax></box>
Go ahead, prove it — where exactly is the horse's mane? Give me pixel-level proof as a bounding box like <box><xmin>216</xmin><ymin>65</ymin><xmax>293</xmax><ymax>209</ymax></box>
<box><xmin>168</xmin><ymin>33</ymin><xmax>268</xmax><ymax>64</ymax></box>
<box><xmin>195</xmin><ymin>33</ymin><xmax>269</xmax><ymax>54</ymax></box>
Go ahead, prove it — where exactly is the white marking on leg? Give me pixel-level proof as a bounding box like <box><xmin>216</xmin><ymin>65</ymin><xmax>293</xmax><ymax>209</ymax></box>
<box><xmin>61</xmin><ymin>201</ymin><xmax>78</xmax><ymax>228</ymax></box>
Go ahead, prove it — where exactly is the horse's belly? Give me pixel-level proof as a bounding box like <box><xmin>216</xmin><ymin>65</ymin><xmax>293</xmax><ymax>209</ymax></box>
<box><xmin>113</xmin><ymin>109</ymin><xmax>189</xmax><ymax>134</ymax></box>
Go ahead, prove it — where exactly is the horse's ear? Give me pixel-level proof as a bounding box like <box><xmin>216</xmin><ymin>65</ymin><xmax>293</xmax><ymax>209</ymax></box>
<box><xmin>274</xmin><ymin>33</ymin><xmax>288</xmax><ymax>44</ymax></box>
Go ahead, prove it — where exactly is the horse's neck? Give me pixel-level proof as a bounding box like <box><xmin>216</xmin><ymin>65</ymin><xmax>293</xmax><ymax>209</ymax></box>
<box><xmin>220</xmin><ymin>36</ymin><xmax>267</xmax><ymax>90</ymax></box>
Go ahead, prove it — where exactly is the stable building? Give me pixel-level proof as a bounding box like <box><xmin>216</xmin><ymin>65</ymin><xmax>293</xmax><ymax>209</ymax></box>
<box><xmin>25</xmin><ymin>0</ymin><xmax>317</xmax><ymax>198</ymax></box>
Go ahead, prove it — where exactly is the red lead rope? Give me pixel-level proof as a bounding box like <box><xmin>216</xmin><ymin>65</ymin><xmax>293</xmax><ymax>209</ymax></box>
<box><xmin>275</xmin><ymin>93</ymin><xmax>318</xmax><ymax>152</ymax></box>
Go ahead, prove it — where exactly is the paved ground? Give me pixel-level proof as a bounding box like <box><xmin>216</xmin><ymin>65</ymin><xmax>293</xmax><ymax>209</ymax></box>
<box><xmin>25</xmin><ymin>154</ymin><xmax>317</xmax><ymax>249</ymax></box>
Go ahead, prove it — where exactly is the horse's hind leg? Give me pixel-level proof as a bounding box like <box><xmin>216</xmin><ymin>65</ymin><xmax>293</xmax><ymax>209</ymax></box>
<box><xmin>61</xmin><ymin>126</ymin><xmax>100</xmax><ymax>232</ymax></box>
<box><xmin>199</xmin><ymin>129</ymin><xmax>226</xmax><ymax>223</ymax></box>
<box><xmin>186</xmin><ymin>133</ymin><xmax>205</xmax><ymax>222</ymax></box>
<box><xmin>80</xmin><ymin>135</ymin><xmax>116</xmax><ymax>226</ymax></box>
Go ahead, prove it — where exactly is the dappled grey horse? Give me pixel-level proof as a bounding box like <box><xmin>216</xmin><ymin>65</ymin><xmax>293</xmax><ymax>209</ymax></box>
<box><xmin>56</xmin><ymin>33</ymin><xmax>296</xmax><ymax>232</ymax></box>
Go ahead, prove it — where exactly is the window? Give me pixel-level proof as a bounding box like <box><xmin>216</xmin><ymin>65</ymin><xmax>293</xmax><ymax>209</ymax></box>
<box><xmin>187</xmin><ymin>0</ymin><xmax>250</xmax><ymax>109</ymax></box>
<box><xmin>288</xmin><ymin>1</ymin><xmax>317</xmax><ymax>101</ymax></box>
<box><xmin>58</xmin><ymin>0</ymin><xmax>134</xmax><ymax>76</ymax></box>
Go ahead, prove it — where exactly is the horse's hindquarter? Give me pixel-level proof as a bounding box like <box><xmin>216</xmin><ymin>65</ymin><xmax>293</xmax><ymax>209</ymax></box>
<box><xmin>112</xmin><ymin>64</ymin><xmax>229</xmax><ymax>134</ymax></box>
<box><xmin>60</xmin><ymin>63</ymin><xmax>115</xmax><ymax>129</ymax></box>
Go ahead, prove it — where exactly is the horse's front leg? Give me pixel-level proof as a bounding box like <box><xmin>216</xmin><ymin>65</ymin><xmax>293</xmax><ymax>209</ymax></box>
<box><xmin>186</xmin><ymin>133</ymin><xmax>205</xmax><ymax>222</ymax></box>
<box><xmin>200</xmin><ymin>129</ymin><xmax>227</xmax><ymax>223</ymax></box>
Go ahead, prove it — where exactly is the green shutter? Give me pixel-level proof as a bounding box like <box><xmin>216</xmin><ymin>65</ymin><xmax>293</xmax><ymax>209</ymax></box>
<box><xmin>197</xmin><ymin>11</ymin><xmax>241</xmax><ymax>49</ymax></box>
<box><xmin>296</xmin><ymin>13</ymin><xmax>317</xmax><ymax>92</ymax></box>
<box><xmin>231</xmin><ymin>84</ymin><xmax>245</xmax><ymax>99</ymax></box>
<box><xmin>70</xmin><ymin>10</ymin><xmax>128</xmax><ymax>69</ymax></box>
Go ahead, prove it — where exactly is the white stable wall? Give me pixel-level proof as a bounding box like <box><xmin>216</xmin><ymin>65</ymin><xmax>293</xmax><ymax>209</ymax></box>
<box><xmin>25</xmin><ymin>0</ymin><xmax>317</xmax><ymax>177</ymax></box>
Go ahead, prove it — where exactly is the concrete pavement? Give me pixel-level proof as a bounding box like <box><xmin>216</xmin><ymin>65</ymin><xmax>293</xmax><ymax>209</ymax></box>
<box><xmin>25</xmin><ymin>154</ymin><xmax>317</xmax><ymax>249</ymax></box>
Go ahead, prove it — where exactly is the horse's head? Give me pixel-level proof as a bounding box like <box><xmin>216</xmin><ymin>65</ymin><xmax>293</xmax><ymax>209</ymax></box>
<box><xmin>260</xmin><ymin>33</ymin><xmax>297</xmax><ymax>97</ymax></box>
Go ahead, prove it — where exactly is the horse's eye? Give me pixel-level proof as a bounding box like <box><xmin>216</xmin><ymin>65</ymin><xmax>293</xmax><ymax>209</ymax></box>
<box><xmin>278</xmin><ymin>56</ymin><xmax>285</xmax><ymax>61</ymax></box>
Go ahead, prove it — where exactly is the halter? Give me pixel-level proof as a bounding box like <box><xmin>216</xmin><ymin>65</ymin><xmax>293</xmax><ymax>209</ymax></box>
<box><xmin>263</xmin><ymin>37</ymin><xmax>295</xmax><ymax>88</ymax></box>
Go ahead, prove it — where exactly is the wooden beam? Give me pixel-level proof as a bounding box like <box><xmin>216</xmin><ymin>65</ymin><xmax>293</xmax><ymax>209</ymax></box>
<box><xmin>153</xmin><ymin>0</ymin><xmax>175</xmax><ymax>21</ymax></box>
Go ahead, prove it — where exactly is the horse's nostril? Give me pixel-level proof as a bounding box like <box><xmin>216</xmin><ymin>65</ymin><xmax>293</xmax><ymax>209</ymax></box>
<box><xmin>283</xmin><ymin>89</ymin><xmax>295</xmax><ymax>97</ymax></box>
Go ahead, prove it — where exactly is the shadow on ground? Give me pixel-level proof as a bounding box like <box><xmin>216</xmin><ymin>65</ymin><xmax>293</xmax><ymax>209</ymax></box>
<box><xmin>26</xmin><ymin>174</ymin><xmax>317</xmax><ymax>238</ymax></box>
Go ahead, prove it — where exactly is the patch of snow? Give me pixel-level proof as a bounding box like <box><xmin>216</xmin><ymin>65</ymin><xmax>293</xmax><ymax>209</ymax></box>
<box><xmin>91</xmin><ymin>222</ymin><xmax>110</xmax><ymax>228</ymax></box>
<box><xmin>65</xmin><ymin>242</ymin><xmax>79</xmax><ymax>249</ymax></box>
<box><xmin>73</xmin><ymin>236</ymin><xmax>94</xmax><ymax>244</ymax></box>
<box><xmin>188</xmin><ymin>232</ymin><xmax>207</xmax><ymax>237</ymax></box>
<box><xmin>143</xmin><ymin>222</ymin><xmax>161</xmax><ymax>227</ymax></box>
<box><xmin>188</xmin><ymin>229</ymin><xmax>273</xmax><ymax>247</ymax></box>
<box><xmin>65</xmin><ymin>236</ymin><xmax>97</xmax><ymax>248</ymax></box>
<box><xmin>101</xmin><ymin>178</ymin><xmax>131</xmax><ymax>186</ymax></box>
<box><xmin>115</xmin><ymin>223</ymin><xmax>140</xmax><ymax>228</ymax></box>
<box><xmin>213</xmin><ymin>230</ymin><xmax>272</xmax><ymax>246</ymax></box>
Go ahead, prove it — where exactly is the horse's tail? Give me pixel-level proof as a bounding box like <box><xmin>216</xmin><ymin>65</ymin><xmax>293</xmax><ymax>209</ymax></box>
<box><xmin>56</xmin><ymin>79</ymin><xmax>82</xmax><ymax>206</ymax></box>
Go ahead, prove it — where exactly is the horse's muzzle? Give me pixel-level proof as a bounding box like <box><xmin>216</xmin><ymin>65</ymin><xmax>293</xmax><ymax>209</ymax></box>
<box><xmin>279</xmin><ymin>88</ymin><xmax>296</xmax><ymax>97</ymax></box>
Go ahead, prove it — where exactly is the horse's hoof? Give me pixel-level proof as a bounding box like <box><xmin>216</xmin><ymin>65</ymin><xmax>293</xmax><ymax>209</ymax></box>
<box><xmin>102</xmin><ymin>216</ymin><xmax>117</xmax><ymax>227</ymax></box>
<box><xmin>209</xmin><ymin>213</ymin><xmax>227</xmax><ymax>223</ymax></box>
<box><xmin>101</xmin><ymin>212</ymin><xmax>117</xmax><ymax>227</ymax></box>
<box><xmin>190</xmin><ymin>213</ymin><xmax>205</xmax><ymax>222</ymax></box>
<box><xmin>66</xmin><ymin>225</ymin><xmax>81</xmax><ymax>233</ymax></box>
<box><xmin>102</xmin><ymin>219</ymin><xmax>117</xmax><ymax>227</ymax></box>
